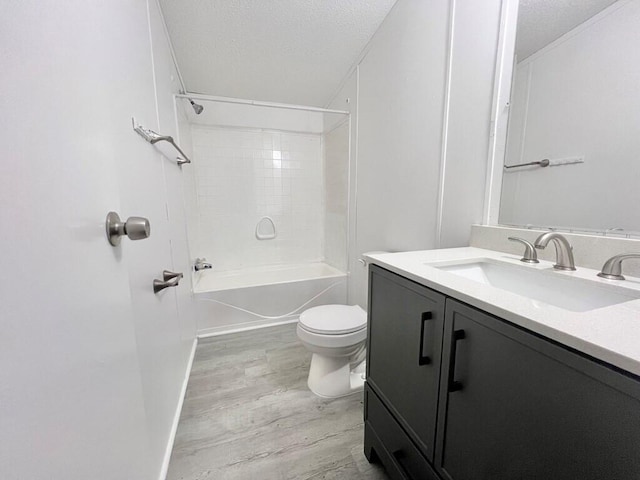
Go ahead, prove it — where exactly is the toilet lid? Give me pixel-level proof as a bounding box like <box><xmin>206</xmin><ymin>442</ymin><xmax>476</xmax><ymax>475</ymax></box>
<box><xmin>299</xmin><ymin>305</ymin><xmax>367</xmax><ymax>335</ymax></box>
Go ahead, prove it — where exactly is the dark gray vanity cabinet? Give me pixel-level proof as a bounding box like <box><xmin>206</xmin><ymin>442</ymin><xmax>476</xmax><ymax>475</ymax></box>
<box><xmin>365</xmin><ymin>265</ymin><xmax>444</xmax><ymax>479</ymax></box>
<box><xmin>435</xmin><ymin>299</ymin><xmax>640</xmax><ymax>480</ymax></box>
<box><xmin>365</xmin><ymin>265</ymin><xmax>640</xmax><ymax>480</ymax></box>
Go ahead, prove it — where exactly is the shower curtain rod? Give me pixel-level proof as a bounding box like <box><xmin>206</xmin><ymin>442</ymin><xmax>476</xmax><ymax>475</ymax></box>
<box><xmin>175</xmin><ymin>93</ymin><xmax>349</xmax><ymax>116</ymax></box>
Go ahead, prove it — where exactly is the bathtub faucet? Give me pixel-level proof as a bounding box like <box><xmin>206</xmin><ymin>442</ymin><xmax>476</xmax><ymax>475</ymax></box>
<box><xmin>194</xmin><ymin>258</ymin><xmax>213</xmax><ymax>272</ymax></box>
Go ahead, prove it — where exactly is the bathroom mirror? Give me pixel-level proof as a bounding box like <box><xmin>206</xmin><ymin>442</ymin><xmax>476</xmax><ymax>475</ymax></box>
<box><xmin>497</xmin><ymin>0</ymin><xmax>640</xmax><ymax>236</ymax></box>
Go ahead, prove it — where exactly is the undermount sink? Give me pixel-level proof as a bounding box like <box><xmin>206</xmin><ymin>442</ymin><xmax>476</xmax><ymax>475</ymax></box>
<box><xmin>433</xmin><ymin>259</ymin><xmax>640</xmax><ymax>312</ymax></box>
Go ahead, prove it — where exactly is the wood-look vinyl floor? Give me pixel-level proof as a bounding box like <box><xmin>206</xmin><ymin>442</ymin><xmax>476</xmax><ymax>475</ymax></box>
<box><xmin>167</xmin><ymin>323</ymin><xmax>389</xmax><ymax>480</ymax></box>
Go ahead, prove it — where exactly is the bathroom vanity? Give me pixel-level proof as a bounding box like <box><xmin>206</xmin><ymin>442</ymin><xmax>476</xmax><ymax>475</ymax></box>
<box><xmin>364</xmin><ymin>248</ymin><xmax>640</xmax><ymax>480</ymax></box>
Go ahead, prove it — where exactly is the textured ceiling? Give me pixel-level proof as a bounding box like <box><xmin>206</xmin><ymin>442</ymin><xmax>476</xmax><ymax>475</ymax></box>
<box><xmin>516</xmin><ymin>0</ymin><xmax>619</xmax><ymax>60</ymax></box>
<box><xmin>159</xmin><ymin>0</ymin><xmax>396</xmax><ymax>107</ymax></box>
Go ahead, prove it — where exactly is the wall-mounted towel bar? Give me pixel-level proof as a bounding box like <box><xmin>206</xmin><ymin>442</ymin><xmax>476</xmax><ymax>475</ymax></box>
<box><xmin>504</xmin><ymin>156</ymin><xmax>584</xmax><ymax>170</ymax></box>
<box><xmin>132</xmin><ymin>118</ymin><xmax>191</xmax><ymax>166</ymax></box>
<box><xmin>504</xmin><ymin>159</ymin><xmax>550</xmax><ymax>169</ymax></box>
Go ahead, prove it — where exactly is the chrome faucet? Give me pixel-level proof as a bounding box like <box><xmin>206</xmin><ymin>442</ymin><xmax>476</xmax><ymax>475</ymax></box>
<box><xmin>597</xmin><ymin>253</ymin><xmax>640</xmax><ymax>280</ymax></box>
<box><xmin>194</xmin><ymin>257</ymin><xmax>212</xmax><ymax>272</ymax></box>
<box><xmin>534</xmin><ymin>232</ymin><xmax>576</xmax><ymax>271</ymax></box>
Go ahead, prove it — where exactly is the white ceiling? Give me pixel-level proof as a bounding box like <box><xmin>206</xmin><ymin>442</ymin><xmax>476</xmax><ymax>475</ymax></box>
<box><xmin>516</xmin><ymin>0</ymin><xmax>619</xmax><ymax>60</ymax></box>
<box><xmin>159</xmin><ymin>0</ymin><xmax>397</xmax><ymax>107</ymax></box>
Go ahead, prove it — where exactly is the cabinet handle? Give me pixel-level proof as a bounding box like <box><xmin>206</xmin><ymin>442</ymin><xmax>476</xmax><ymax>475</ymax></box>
<box><xmin>448</xmin><ymin>329</ymin><xmax>466</xmax><ymax>392</ymax></box>
<box><xmin>418</xmin><ymin>311</ymin><xmax>433</xmax><ymax>366</ymax></box>
<box><xmin>392</xmin><ymin>450</ymin><xmax>414</xmax><ymax>480</ymax></box>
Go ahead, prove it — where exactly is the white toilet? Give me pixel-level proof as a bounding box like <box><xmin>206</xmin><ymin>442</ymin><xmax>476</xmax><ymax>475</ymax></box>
<box><xmin>297</xmin><ymin>304</ymin><xmax>367</xmax><ymax>398</ymax></box>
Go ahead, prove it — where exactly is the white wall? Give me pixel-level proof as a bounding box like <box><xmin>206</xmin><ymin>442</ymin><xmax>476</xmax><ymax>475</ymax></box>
<box><xmin>323</xmin><ymin>120</ymin><xmax>350</xmax><ymax>271</ymax></box>
<box><xmin>352</xmin><ymin>0</ymin><xmax>451</xmax><ymax>307</ymax></box>
<box><xmin>356</xmin><ymin>0</ymin><xmax>449</xmax><ymax>254</ymax></box>
<box><xmin>0</xmin><ymin>1</ymin><xmax>194</xmax><ymax>478</ymax></box>
<box><xmin>178</xmin><ymin>100</ymin><xmax>200</xmax><ymax>274</ymax></box>
<box><xmin>328</xmin><ymin>72</ymin><xmax>361</xmax><ymax>303</ymax></box>
<box><xmin>437</xmin><ymin>0</ymin><xmax>504</xmax><ymax>247</ymax></box>
<box><xmin>140</xmin><ymin>0</ymin><xmax>197</xmax><ymax>472</ymax></box>
<box><xmin>500</xmin><ymin>1</ymin><xmax>640</xmax><ymax>233</ymax></box>
<box><xmin>329</xmin><ymin>0</ymin><xmax>503</xmax><ymax>307</ymax></box>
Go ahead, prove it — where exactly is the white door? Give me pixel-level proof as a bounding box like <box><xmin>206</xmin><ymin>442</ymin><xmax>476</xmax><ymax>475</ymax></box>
<box><xmin>0</xmin><ymin>1</ymin><xmax>158</xmax><ymax>478</ymax></box>
<box><xmin>0</xmin><ymin>1</ymin><xmax>195</xmax><ymax>478</ymax></box>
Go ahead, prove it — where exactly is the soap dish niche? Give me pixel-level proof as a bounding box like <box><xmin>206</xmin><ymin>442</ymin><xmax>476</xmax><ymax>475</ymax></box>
<box><xmin>256</xmin><ymin>216</ymin><xmax>277</xmax><ymax>240</ymax></box>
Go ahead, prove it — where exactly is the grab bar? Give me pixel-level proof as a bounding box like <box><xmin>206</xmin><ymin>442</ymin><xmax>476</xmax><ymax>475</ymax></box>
<box><xmin>132</xmin><ymin>118</ymin><xmax>191</xmax><ymax>166</ymax></box>
<box><xmin>504</xmin><ymin>159</ymin><xmax>549</xmax><ymax>169</ymax></box>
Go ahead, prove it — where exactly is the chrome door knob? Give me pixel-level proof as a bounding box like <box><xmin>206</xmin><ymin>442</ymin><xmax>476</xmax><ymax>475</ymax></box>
<box><xmin>124</xmin><ymin>217</ymin><xmax>151</xmax><ymax>240</ymax></box>
<box><xmin>106</xmin><ymin>211</ymin><xmax>151</xmax><ymax>246</ymax></box>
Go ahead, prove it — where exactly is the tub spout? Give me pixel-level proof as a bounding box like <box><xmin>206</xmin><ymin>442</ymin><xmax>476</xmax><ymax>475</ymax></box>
<box><xmin>194</xmin><ymin>258</ymin><xmax>213</xmax><ymax>272</ymax></box>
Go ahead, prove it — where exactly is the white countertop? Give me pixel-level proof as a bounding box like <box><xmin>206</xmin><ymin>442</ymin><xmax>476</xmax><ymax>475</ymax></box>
<box><xmin>366</xmin><ymin>247</ymin><xmax>640</xmax><ymax>377</ymax></box>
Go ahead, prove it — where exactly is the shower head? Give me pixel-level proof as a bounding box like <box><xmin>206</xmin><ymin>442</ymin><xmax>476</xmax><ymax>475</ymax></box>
<box><xmin>189</xmin><ymin>99</ymin><xmax>204</xmax><ymax>115</ymax></box>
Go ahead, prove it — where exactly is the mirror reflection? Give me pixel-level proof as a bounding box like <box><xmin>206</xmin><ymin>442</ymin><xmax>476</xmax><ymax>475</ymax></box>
<box><xmin>499</xmin><ymin>0</ymin><xmax>640</xmax><ymax>235</ymax></box>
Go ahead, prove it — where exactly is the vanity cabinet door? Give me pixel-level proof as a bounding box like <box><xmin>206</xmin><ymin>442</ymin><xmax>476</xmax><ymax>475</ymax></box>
<box><xmin>367</xmin><ymin>265</ymin><xmax>445</xmax><ymax>461</ymax></box>
<box><xmin>435</xmin><ymin>299</ymin><xmax>640</xmax><ymax>480</ymax></box>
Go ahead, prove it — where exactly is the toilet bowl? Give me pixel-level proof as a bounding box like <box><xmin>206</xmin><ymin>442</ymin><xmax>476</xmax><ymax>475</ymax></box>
<box><xmin>297</xmin><ymin>304</ymin><xmax>367</xmax><ymax>398</ymax></box>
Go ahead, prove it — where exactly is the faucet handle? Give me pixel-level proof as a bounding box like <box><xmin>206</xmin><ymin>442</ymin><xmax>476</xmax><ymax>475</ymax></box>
<box><xmin>597</xmin><ymin>253</ymin><xmax>640</xmax><ymax>280</ymax></box>
<box><xmin>508</xmin><ymin>237</ymin><xmax>539</xmax><ymax>264</ymax></box>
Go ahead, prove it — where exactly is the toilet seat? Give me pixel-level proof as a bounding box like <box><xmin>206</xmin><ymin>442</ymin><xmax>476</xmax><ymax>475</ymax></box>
<box><xmin>299</xmin><ymin>305</ymin><xmax>366</xmax><ymax>335</ymax></box>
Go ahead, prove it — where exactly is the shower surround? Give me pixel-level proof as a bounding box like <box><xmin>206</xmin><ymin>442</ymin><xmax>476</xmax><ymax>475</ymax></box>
<box><xmin>183</xmin><ymin>100</ymin><xmax>350</xmax><ymax>335</ymax></box>
<box><xmin>192</xmin><ymin>127</ymin><xmax>325</xmax><ymax>270</ymax></box>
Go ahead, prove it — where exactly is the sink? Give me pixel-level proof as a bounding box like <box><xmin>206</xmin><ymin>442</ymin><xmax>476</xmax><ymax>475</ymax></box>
<box><xmin>433</xmin><ymin>260</ymin><xmax>640</xmax><ymax>312</ymax></box>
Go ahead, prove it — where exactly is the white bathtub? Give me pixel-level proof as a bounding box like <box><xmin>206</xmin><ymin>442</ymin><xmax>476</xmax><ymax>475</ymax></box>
<box><xmin>194</xmin><ymin>262</ymin><xmax>347</xmax><ymax>337</ymax></box>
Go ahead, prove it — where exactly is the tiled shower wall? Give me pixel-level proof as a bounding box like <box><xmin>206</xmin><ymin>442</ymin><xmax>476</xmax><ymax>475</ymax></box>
<box><xmin>191</xmin><ymin>126</ymin><xmax>324</xmax><ymax>272</ymax></box>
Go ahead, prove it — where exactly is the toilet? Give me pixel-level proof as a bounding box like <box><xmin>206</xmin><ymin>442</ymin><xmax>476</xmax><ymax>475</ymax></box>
<box><xmin>297</xmin><ymin>304</ymin><xmax>367</xmax><ymax>398</ymax></box>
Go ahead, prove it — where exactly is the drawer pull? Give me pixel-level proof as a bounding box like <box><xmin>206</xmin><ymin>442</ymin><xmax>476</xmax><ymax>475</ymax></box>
<box><xmin>418</xmin><ymin>311</ymin><xmax>433</xmax><ymax>366</ymax></box>
<box><xmin>448</xmin><ymin>329</ymin><xmax>466</xmax><ymax>392</ymax></box>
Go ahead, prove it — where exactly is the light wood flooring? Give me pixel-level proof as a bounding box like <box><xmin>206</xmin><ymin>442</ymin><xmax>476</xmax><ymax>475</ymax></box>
<box><xmin>167</xmin><ymin>323</ymin><xmax>389</xmax><ymax>480</ymax></box>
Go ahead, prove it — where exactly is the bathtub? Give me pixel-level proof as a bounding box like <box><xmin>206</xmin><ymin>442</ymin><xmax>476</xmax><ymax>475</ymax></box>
<box><xmin>193</xmin><ymin>262</ymin><xmax>347</xmax><ymax>337</ymax></box>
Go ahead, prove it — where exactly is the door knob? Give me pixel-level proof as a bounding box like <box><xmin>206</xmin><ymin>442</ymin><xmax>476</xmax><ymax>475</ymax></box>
<box><xmin>106</xmin><ymin>211</ymin><xmax>151</xmax><ymax>246</ymax></box>
<box><xmin>153</xmin><ymin>270</ymin><xmax>183</xmax><ymax>293</ymax></box>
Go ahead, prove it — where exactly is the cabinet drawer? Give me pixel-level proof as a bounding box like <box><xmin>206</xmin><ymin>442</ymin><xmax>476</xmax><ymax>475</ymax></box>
<box><xmin>365</xmin><ymin>385</ymin><xmax>437</xmax><ymax>480</ymax></box>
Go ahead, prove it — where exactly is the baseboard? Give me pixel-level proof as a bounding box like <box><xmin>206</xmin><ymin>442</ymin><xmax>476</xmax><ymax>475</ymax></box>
<box><xmin>197</xmin><ymin>317</ymin><xmax>299</xmax><ymax>339</ymax></box>
<box><xmin>158</xmin><ymin>338</ymin><xmax>198</xmax><ymax>480</ymax></box>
